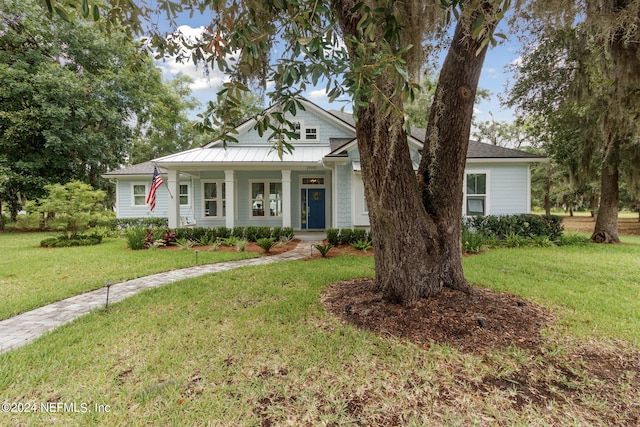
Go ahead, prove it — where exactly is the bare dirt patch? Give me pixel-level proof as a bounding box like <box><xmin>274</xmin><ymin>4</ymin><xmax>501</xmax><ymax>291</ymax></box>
<box><xmin>562</xmin><ymin>215</ymin><xmax>640</xmax><ymax>236</ymax></box>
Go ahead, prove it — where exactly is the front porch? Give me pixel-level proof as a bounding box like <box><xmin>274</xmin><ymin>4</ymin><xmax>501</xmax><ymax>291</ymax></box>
<box><xmin>164</xmin><ymin>168</ymin><xmax>334</xmax><ymax>231</ymax></box>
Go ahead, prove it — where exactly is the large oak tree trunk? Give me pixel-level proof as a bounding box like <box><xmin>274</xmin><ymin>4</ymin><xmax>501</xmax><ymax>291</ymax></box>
<box><xmin>417</xmin><ymin>14</ymin><xmax>492</xmax><ymax>296</ymax></box>
<box><xmin>333</xmin><ymin>1</ymin><xmax>493</xmax><ymax>305</ymax></box>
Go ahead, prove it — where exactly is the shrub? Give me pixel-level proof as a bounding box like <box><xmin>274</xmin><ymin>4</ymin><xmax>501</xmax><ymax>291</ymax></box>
<box><xmin>40</xmin><ymin>237</ymin><xmax>59</xmax><ymax>247</ymax></box>
<box><xmin>16</xmin><ymin>213</ymin><xmax>42</xmax><ymax>230</ymax></box>
<box><xmin>232</xmin><ymin>226</ymin><xmax>245</xmax><ymax>239</ymax></box>
<box><xmin>175</xmin><ymin>238</ymin><xmax>196</xmax><ymax>250</ymax></box>
<box><xmin>313</xmin><ymin>243</ymin><xmax>334</xmax><ymax>257</ymax></box>
<box><xmin>256</xmin><ymin>237</ymin><xmax>276</xmax><ymax>253</ymax></box>
<box><xmin>236</xmin><ymin>239</ymin><xmax>248</xmax><ymax>252</ymax></box>
<box><xmin>272</xmin><ymin>226</ymin><xmax>282</xmax><ymax>239</ymax></box>
<box><xmin>351</xmin><ymin>228</ymin><xmax>368</xmax><ymax>243</ymax></box>
<box><xmin>556</xmin><ymin>232</ymin><xmax>591</xmax><ymax>246</ymax></box>
<box><xmin>40</xmin><ymin>233</ymin><xmax>103</xmax><ymax>248</ymax></box>
<box><xmin>461</xmin><ymin>227</ymin><xmax>485</xmax><ymax>254</ymax></box>
<box><xmin>466</xmin><ymin>214</ymin><xmax>564</xmax><ymax>241</ymax></box>
<box><xmin>278</xmin><ymin>234</ymin><xmax>293</xmax><ymax>245</ymax></box>
<box><xmin>124</xmin><ymin>226</ymin><xmax>147</xmax><ymax>250</ymax></box>
<box><xmin>339</xmin><ymin>228</ymin><xmax>353</xmax><ymax>245</ymax></box>
<box><xmin>280</xmin><ymin>227</ymin><xmax>294</xmax><ymax>240</ymax></box>
<box><xmin>221</xmin><ymin>236</ymin><xmax>240</xmax><ymax>247</ymax></box>
<box><xmin>110</xmin><ymin>217</ymin><xmax>168</xmax><ymax>230</ymax></box>
<box><xmin>245</xmin><ymin>226</ymin><xmax>259</xmax><ymax>241</ymax></box>
<box><xmin>197</xmin><ymin>235</ymin><xmax>216</xmax><ymax>246</ymax></box>
<box><xmin>532</xmin><ymin>235</ymin><xmax>554</xmax><ymax>247</ymax></box>
<box><xmin>175</xmin><ymin>227</ymin><xmax>208</xmax><ymax>241</ymax></box>
<box><xmin>245</xmin><ymin>226</ymin><xmax>271</xmax><ymax>241</ymax></box>
<box><xmin>351</xmin><ymin>239</ymin><xmax>372</xmax><ymax>251</ymax></box>
<box><xmin>326</xmin><ymin>228</ymin><xmax>340</xmax><ymax>246</ymax></box>
<box><xmin>504</xmin><ymin>232</ymin><xmax>528</xmax><ymax>248</ymax></box>
<box><xmin>215</xmin><ymin>226</ymin><xmax>231</xmax><ymax>239</ymax></box>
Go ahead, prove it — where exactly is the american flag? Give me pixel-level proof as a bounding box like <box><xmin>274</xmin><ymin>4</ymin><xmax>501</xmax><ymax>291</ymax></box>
<box><xmin>146</xmin><ymin>166</ymin><xmax>164</xmax><ymax>212</ymax></box>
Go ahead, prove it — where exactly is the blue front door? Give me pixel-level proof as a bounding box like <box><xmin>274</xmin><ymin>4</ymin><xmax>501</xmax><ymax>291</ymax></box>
<box><xmin>301</xmin><ymin>188</ymin><xmax>325</xmax><ymax>229</ymax></box>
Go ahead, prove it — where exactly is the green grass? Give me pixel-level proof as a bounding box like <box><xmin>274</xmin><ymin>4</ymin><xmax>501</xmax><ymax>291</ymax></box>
<box><xmin>0</xmin><ymin>232</ymin><xmax>258</xmax><ymax>320</ymax></box>
<box><xmin>464</xmin><ymin>235</ymin><xmax>640</xmax><ymax>345</ymax></box>
<box><xmin>1</xmin><ymin>233</ymin><xmax>639</xmax><ymax>425</ymax></box>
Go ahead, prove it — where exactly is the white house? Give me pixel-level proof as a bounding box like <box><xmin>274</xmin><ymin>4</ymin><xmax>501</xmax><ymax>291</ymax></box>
<box><xmin>104</xmin><ymin>98</ymin><xmax>546</xmax><ymax>230</ymax></box>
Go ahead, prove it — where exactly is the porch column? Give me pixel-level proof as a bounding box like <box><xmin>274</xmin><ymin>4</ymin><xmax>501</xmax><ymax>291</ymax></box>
<box><xmin>224</xmin><ymin>170</ymin><xmax>235</xmax><ymax>229</ymax></box>
<box><xmin>282</xmin><ymin>170</ymin><xmax>291</xmax><ymax>228</ymax></box>
<box><xmin>167</xmin><ymin>169</ymin><xmax>180</xmax><ymax>229</ymax></box>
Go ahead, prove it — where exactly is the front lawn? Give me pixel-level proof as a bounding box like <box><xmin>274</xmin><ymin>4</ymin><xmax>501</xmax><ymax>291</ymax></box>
<box><xmin>0</xmin><ymin>232</ymin><xmax>258</xmax><ymax>320</ymax></box>
<box><xmin>1</xmin><ymin>233</ymin><xmax>638</xmax><ymax>425</ymax></box>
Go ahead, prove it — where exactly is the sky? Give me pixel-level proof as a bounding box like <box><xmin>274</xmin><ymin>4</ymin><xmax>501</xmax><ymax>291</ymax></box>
<box><xmin>153</xmin><ymin>16</ymin><xmax>522</xmax><ymax>125</ymax></box>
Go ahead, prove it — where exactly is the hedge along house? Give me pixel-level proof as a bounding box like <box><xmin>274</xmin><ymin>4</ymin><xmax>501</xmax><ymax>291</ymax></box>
<box><xmin>104</xmin><ymin>98</ymin><xmax>546</xmax><ymax>230</ymax></box>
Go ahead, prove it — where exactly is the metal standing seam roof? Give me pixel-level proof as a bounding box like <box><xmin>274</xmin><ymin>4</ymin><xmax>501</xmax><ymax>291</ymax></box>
<box><xmin>154</xmin><ymin>144</ymin><xmax>332</xmax><ymax>165</ymax></box>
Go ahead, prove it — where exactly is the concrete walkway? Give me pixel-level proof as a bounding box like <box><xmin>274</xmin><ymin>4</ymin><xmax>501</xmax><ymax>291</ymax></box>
<box><xmin>0</xmin><ymin>240</ymin><xmax>320</xmax><ymax>354</ymax></box>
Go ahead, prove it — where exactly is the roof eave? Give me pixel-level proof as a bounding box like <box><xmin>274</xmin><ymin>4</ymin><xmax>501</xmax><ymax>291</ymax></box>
<box><xmin>466</xmin><ymin>157</ymin><xmax>548</xmax><ymax>164</ymax></box>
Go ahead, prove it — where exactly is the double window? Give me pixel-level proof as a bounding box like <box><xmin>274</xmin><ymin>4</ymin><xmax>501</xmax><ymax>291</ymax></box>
<box><xmin>251</xmin><ymin>181</ymin><xmax>282</xmax><ymax>218</ymax></box>
<box><xmin>466</xmin><ymin>173</ymin><xmax>487</xmax><ymax>216</ymax></box>
<box><xmin>202</xmin><ymin>181</ymin><xmax>226</xmax><ymax>217</ymax></box>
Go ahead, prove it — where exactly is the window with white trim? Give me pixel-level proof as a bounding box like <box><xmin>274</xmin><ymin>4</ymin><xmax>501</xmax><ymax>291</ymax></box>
<box><xmin>292</xmin><ymin>122</ymin><xmax>301</xmax><ymax>140</ymax></box>
<box><xmin>202</xmin><ymin>181</ymin><xmax>225</xmax><ymax>217</ymax></box>
<box><xmin>251</xmin><ymin>181</ymin><xmax>282</xmax><ymax>218</ymax></box>
<box><xmin>287</xmin><ymin>121</ymin><xmax>318</xmax><ymax>141</ymax></box>
<box><xmin>466</xmin><ymin>173</ymin><xmax>487</xmax><ymax>216</ymax></box>
<box><xmin>132</xmin><ymin>184</ymin><xmax>147</xmax><ymax>207</ymax></box>
<box><xmin>305</xmin><ymin>127</ymin><xmax>319</xmax><ymax>140</ymax></box>
<box><xmin>179</xmin><ymin>184</ymin><xmax>189</xmax><ymax>206</ymax></box>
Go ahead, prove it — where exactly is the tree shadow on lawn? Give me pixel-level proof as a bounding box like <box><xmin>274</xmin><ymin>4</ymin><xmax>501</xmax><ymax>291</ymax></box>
<box><xmin>322</xmin><ymin>279</ymin><xmax>640</xmax><ymax>425</ymax></box>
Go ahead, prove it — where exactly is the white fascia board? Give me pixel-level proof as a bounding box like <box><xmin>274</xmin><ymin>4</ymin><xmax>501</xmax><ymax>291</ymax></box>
<box><xmin>465</xmin><ymin>157</ymin><xmax>548</xmax><ymax>164</ymax></box>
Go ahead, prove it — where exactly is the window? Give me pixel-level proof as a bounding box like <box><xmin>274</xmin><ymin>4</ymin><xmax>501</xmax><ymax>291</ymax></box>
<box><xmin>305</xmin><ymin>127</ymin><xmax>318</xmax><ymax>140</ymax></box>
<box><xmin>466</xmin><ymin>173</ymin><xmax>487</xmax><ymax>216</ymax></box>
<box><xmin>302</xmin><ymin>177</ymin><xmax>324</xmax><ymax>185</ymax></box>
<box><xmin>203</xmin><ymin>181</ymin><xmax>225</xmax><ymax>217</ymax></box>
<box><xmin>132</xmin><ymin>184</ymin><xmax>146</xmax><ymax>207</ymax></box>
<box><xmin>251</xmin><ymin>181</ymin><xmax>282</xmax><ymax>218</ymax></box>
<box><xmin>287</xmin><ymin>121</ymin><xmax>318</xmax><ymax>141</ymax></box>
<box><xmin>270</xmin><ymin>183</ymin><xmax>283</xmax><ymax>217</ymax></box>
<box><xmin>179</xmin><ymin>184</ymin><xmax>189</xmax><ymax>205</ymax></box>
<box><xmin>292</xmin><ymin>122</ymin><xmax>301</xmax><ymax>140</ymax></box>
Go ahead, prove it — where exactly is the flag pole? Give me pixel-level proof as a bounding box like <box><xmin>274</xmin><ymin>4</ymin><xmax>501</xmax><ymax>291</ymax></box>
<box><xmin>152</xmin><ymin>161</ymin><xmax>173</xmax><ymax>199</ymax></box>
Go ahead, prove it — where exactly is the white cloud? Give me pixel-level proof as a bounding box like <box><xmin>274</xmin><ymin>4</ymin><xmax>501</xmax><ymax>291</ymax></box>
<box><xmin>308</xmin><ymin>89</ymin><xmax>327</xmax><ymax>100</ymax></box>
<box><xmin>153</xmin><ymin>25</ymin><xmax>235</xmax><ymax>114</ymax></box>
<box><xmin>511</xmin><ymin>56</ymin><xmax>523</xmax><ymax>67</ymax></box>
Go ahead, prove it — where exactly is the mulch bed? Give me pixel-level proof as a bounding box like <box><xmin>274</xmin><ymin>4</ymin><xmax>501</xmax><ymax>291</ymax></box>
<box><xmin>322</xmin><ymin>278</ymin><xmax>553</xmax><ymax>354</ymax></box>
<box><xmin>155</xmin><ymin>240</ymin><xmax>299</xmax><ymax>255</ymax></box>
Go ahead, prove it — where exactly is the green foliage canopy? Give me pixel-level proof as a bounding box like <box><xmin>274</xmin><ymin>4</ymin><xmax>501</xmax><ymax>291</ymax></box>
<box><xmin>36</xmin><ymin>180</ymin><xmax>106</xmax><ymax>236</ymax></box>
